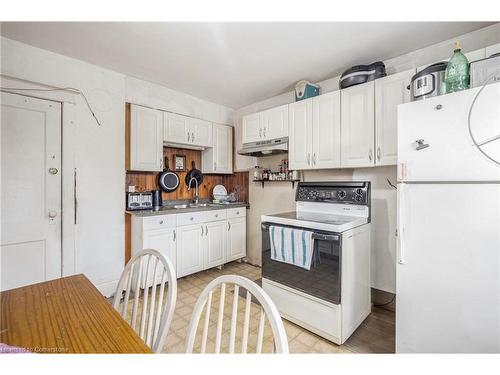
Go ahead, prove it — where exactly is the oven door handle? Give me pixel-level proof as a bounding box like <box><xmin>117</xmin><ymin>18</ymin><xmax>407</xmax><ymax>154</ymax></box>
<box><xmin>261</xmin><ymin>224</ymin><xmax>339</xmax><ymax>242</ymax></box>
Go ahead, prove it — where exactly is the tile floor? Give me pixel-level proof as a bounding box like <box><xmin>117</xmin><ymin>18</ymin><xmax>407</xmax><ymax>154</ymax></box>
<box><xmin>159</xmin><ymin>261</ymin><xmax>395</xmax><ymax>354</ymax></box>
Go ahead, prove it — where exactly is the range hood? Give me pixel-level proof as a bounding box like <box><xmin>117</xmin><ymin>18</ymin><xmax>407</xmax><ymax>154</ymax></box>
<box><xmin>238</xmin><ymin>137</ymin><xmax>288</xmax><ymax>157</ymax></box>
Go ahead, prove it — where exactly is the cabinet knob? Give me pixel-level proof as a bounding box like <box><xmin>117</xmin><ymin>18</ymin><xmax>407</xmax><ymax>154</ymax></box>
<box><xmin>369</xmin><ymin>149</ymin><xmax>373</xmax><ymax>161</ymax></box>
<box><xmin>190</xmin><ymin>217</ymin><xmax>194</xmax><ymax>221</ymax></box>
<box><xmin>215</xmin><ymin>214</ymin><xmax>218</xmax><ymax>218</ymax></box>
<box><xmin>159</xmin><ymin>220</ymin><xmax>164</xmax><ymax>224</ymax></box>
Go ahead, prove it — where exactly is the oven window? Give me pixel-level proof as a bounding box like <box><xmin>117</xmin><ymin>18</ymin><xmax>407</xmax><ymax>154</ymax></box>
<box><xmin>261</xmin><ymin>223</ymin><xmax>342</xmax><ymax>304</ymax></box>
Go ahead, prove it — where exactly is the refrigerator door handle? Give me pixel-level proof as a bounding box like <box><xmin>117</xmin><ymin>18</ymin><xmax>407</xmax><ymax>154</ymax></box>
<box><xmin>398</xmin><ymin>186</ymin><xmax>407</xmax><ymax>265</ymax></box>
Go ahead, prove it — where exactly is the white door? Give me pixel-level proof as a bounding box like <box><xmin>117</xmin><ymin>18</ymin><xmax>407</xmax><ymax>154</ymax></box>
<box><xmin>130</xmin><ymin>104</ymin><xmax>163</xmax><ymax>171</ymax></box>
<box><xmin>397</xmin><ymin>183</ymin><xmax>500</xmax><ymax>353</ymax></box>
<box><xmin>312</xmin><ymin>91</ymin><xmax>341</xmax><ymax>169</ymax></box>
<box><xmin>226</xmin><ymin>217</ymin><xmax>246</xmax><ymax>262</ymax></box>
<box><xmin>263</xmin><ymin>104</ymin><xmax>289</xmax><ymax>140</ymax></box>
<box><xmin>242</xmin><ymin>112</ymin><xmax>262</xmax><ymax>143</ymax></box>
<box><xmin>143</xmin><ymin>228</ymin><xmax>177</xmax><ymax>281</ymax></box>
<box><xmin>1</xmin><ymin>93</ymin><xmax>62</xmax><ymax>291</ymax></box>
<box><xmin>163</xmin><ymin>112</ymin><xmax>189</xmax><ymax>145</ymax></box>
<box><xmin>397</xmin><ymin>84</ymin><xmax>500</xmax><ymax>182</ymax></box>
<box><xmin>213</xmin><ymin>124</ymin><xmax>233</xmax><ymax>174</ymax></box>
<box><xmin>205</xmin><ymin>221</ymin><xmax>226</xmax><ymax>269</ymax></box>
<box><xmin>341</xmin><ymin>81</ymin><xmax>375</xmax><ymax>168</ymax></box>
<box><xmin>289</xmin><ymin>99</ymin><xmax>313</xmax><ymax>170</ymax></box>
<box><xmin>190</xmin><ymin>118</ymin><xmax>212</xmax><ymax>147</ymax></box>
<box><xmin>375</xmin><ymin>69</ymin><xmax>413</xmax><ymax>166</ymax></box>
<box><xmin>177</xmin><ymin>224</ymin><xmax>204</xmax><ymax>278</ymax></box>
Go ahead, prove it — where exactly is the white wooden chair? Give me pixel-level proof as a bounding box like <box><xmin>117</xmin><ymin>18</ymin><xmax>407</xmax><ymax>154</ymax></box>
<box><xmin>113</xmin><ymin>249</ymin><xmax>177</xmax><ymax>353</ymax></box>
<box><xmin>185</xmin><ymin>275</ymin><xmax>289</xmax><ymax>354</ymax></box>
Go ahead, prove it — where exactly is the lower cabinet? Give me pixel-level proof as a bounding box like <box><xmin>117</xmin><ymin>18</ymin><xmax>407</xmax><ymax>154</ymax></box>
<box><xmin>226</xmin><ymin>217</ymin><xmax>246</xmax><ymax>262</ymax></box>
<box><xmin>131</xmin><ymin>208</ymin><xmax>246</xmax><ymax>280</ymax></box>
<box><xmin>177</xmin><ymin>223</ymin><xmax>205</xmax><ymax>278</ymax></box>
<box><xmin>205</xmin><ymin>220</ymin><xmax>227</xmax><ymax>269</ymax></box>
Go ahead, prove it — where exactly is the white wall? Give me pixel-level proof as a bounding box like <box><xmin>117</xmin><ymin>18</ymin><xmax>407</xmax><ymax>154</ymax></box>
<box><xmin>0</xmin><ymin>37</ymin><xmax>234</xmax><ymax>295</ymax></box>
<box><xmin>235</xmin><ymin>23</ymin><xmax>500</xmax><ymax>293</ymax></box>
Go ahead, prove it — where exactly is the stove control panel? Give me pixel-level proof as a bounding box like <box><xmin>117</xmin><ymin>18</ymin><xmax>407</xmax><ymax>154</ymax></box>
<box><xmin>296</xmin><ymin>181</ymin><xmax>370</xmax><ymax>205</ymax></box>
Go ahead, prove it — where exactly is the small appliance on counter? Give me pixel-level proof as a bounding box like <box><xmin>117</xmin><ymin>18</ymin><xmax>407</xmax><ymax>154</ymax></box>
<box><xmin>295</xmin><ymin>80</ymin><xmax>320</xmax><ymax>101</ymax></box>
<box><xmin>126</xmin><ymin>191</ymin><xmax>153</xmax><ymax>211</ymax></box>
<box><xmin>339</xmin><ymin>61</ymin><xmax>386</xmax><ymax>89</ymax></box>
<box><xmin>152</xmin><ymin>189</ymin><xmax>163</xmax><ymax>209</ymax></box>
<box><xmin>470</xmin><ymin>53</ymin><xmax>500</xmax><ymax>88</ymax></box>
<box><xmin>410</xmin><ymin>62</ymin><xmax>448</xmax><ymax>101</ymax></box>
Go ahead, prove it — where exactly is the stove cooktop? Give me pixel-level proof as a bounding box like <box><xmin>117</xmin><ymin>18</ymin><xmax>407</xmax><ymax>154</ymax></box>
<box><xmin>261</xmin><ymin>210</ymin><xmax>368</xmax><ymax>233</ymax></box>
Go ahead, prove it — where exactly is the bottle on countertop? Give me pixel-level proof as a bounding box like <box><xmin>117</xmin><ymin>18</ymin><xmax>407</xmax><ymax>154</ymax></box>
<box><xmin>444</xmin><ymin>41</ymin><xmax>470</xmax><ymax>94</ymax></box>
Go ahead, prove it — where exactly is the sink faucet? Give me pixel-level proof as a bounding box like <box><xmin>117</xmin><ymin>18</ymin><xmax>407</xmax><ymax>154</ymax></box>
<box><xmin>187</xmin><ymin>177</ymin><xmax>199</xmax><ymax>205</ymax></box>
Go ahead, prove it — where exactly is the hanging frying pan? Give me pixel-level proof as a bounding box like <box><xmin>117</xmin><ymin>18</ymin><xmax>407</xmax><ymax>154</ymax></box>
<box><xmin>185</xmin><ymin>160</ymin><xmax>204</xmax><ymax>187</ymax></box>
<box><xmin>158</xmin><ymin>157</ymin><xmax>180</xmax><ymax>192</ymax></box>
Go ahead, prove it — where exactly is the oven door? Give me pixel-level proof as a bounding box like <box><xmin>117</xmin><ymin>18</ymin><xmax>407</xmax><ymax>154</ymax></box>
<box><xmin>261</xmin><ymin>222</ymin><xmax>342</xmax><ymax>304</ymax></box>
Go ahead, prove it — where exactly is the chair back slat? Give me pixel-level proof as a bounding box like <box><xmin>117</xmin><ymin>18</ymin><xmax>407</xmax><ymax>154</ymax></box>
<box><xmin>185</xmin><ymin>275</ymin><xmax>288</xmax><ymax>354</ymax></box>
<box><xmin>228</xmin><ymin>285</ymin><xmax>239</xmax><ymax>353</ymax></box>
<box><xmin>241</xmin><ymin>290</ymin><xmax>252</xmax><ymax>353</ymax></box>
<box><xmin>200</xmin><ymin>290</ymin><xmax>213</xmax><ymax>353</ymax></box>
<box><xmin>113</xmin><ymin>249</ymin><xmax>177</xmax><ymax>353</ymax></box>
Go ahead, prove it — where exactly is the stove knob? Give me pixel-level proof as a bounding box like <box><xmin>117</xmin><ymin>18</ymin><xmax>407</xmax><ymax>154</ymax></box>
<box><xmin>355</xmin><ymin>195</ymin><xmax>363</xmax><ymax>202</ymax></box>
<box><xmin>338</xmin><ymin>190</ymin><xmax>346</xmax><ymax>199</ymax></box>
<box><xmin>356</xmin><ymin>188</ymin><xmax>364</xmax><ymax>195</ymax></box>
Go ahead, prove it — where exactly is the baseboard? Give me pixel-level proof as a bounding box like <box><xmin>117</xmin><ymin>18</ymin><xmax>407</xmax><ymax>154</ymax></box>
<box><xmin>371</xmin><ymin>288</ymin><xmax>396</xmax><ymax>312</ymax></box>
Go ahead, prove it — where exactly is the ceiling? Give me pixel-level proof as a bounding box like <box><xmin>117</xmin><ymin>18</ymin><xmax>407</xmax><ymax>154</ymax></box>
<box><xmin>0</xmin><ymin>22</ymin><xmax>492</xmax><ymax>108</ymax></box>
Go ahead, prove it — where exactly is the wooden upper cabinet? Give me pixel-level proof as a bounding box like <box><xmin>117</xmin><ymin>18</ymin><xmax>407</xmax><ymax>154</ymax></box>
<box><xmin>129</xmin><ymin>104</ymin><xmax>163</xmax><ymax>172</ymax></box>
<box><xmin>202</xmin><ymin>123</ymin><xmax>233</xmax><ymax>174</ymax></box>
<box><xmin>262</xmin><ymin>104</ymin><xmax>289</xmax><ymax>140</ymax></box>
<box><xmin>312</xmin><ymin>91</ymin><xmax>341</xmax><ymax>169</ymax></box>
<box><xmin>289</xmin><ymin>99</ymin><xmax>313</xmax><ymax>170</ymax></box>
<box><xmin>242</xmin><ymin>112</ymin><xmax>262</xmax><ymax>143</ymax></box>
<box><xmin>164</xmin><ymin>112</ymin><xmax>189</xmax><ymax>145</ymax></box>
<box><xmin>341</xmin><ymin>81</ymin><xmax>375</xmax><ymax>168</ymax></box>
<box><xmin>374</xmin><ymin>69</ymin><xmax>414</xmax><ymax>166</ymax></box>
<box><xmin>189</xmin><ymin>118</ymin><xmax>213</xmax><ymax>147</ymax></box>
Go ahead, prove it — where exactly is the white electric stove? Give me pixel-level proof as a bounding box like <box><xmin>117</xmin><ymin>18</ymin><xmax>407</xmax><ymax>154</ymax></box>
<box><xmin>261</xmin><ymin>181</ymin><xmax>372</xmax><ymax>345</ymax></box>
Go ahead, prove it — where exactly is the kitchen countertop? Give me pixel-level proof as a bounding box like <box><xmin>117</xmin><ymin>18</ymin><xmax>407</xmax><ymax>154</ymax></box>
<box><xmin>126</xmin><ymin>201</ymin><xmax>249</xmax><ymax>217</ymax></box>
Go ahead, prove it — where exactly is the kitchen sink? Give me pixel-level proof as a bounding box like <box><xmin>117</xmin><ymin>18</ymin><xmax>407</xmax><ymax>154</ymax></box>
<box><xmin>172</xmin><ymin>203</ymin><xmax>211</xmax><ymax>209</ymax></box>
<box><xmin>173</xmin><ymin>204</ymin><xmax>189</xmax><ymax>209</ymax></box>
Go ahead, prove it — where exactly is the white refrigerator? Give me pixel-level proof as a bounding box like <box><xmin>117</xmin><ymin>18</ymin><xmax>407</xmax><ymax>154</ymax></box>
<box><xmin>396</xmin><ymin>81</ymin><xmax>500</xmax><ymax>353</ymax></box>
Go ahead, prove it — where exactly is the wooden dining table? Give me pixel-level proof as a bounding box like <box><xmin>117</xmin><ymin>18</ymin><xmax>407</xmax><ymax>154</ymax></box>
<box><xmin>0</xmin><ymin>274</ymin><xmax>152</xmax><ymax>353</ymax></box>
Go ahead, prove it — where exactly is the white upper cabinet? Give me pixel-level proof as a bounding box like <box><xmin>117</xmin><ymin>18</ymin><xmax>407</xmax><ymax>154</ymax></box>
<box><xmin>262</xmin><ymin>104</ymin><xmax>289</xmax><ymax>139</ymax></box>
<box><xmin>485</xmin><ymin>43</ymin><xmax>500</xmax><ymax>57</ymax></box>
<box><xmin>375</xmin><ymin>69</ymin><xmax>414</xmax><ymax>166</ymax></box>
<box><xmin>241</xmin><ymin>104</ymin><xmax>289</xmax><ymax>144</ymax></box>
<box><xmin>163</xmin><ymin>112</ymin><xmax>190</xmax><ymax>145</ymax></box>
<box><xmin>242</xmin><ymin>112</ymin><xmax>262</xmax><ymax>143</ymax></box>
<box><xmin>289</xmin><ymin>99</ymin><xmax>313</xmax><ymax>170</ymax></box>
<box><xmin>341</xmin><ymin>81</ymin><xmax>375</xmax><ymax>168</ymax></box>
<box><xmin>189</xmin><ymin>118</ymin><xmax>213</xmax><ymax>147</ymax></box>
<box><xmin>202</xmin><ymin>123</ymin><xmax>233</xmax><ymax>174</ymax></box>
<box><xmin>312</xmin><ymin>91</ymin><xmax>341</xmax><ymax>169</ymax></box>
<box><xmin>129</xmin><ymin>104</ymin><xmax>163</xmax><ymax>172</ymax></box>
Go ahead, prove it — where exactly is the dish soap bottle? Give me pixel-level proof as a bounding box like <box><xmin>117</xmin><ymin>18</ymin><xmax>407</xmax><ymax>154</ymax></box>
<box><xmin>444</xmin><ymin>41</ymin><xmax>470</xmax><ymax>93</ymax></box>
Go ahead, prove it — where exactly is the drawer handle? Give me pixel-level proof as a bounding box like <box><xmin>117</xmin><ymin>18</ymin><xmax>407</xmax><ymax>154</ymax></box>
<box><xmin>236</xmin><ymin>211</ymin><xmax>239</xmax><ymax>215</ymax></box>
<box><xmin>215</xmin><ymin>214</ymin><xmax>218</xmax><ymax>218</ymax></box>
<box><xmin>190</xmin><ymin>217</ymin><xmax>194</xmax><ymax>221</ymax></box>
<box><xmin>159</xmin><ymin>220</ymin><xmax>164</xmax><ymax>225</ymax></box>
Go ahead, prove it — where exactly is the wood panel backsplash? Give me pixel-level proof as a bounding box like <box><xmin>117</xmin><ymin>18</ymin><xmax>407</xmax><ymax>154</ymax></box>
<box><xmin>126</xmin><ymin>146</ymin><xmax>249</xmax><ymax>203</ymax></box>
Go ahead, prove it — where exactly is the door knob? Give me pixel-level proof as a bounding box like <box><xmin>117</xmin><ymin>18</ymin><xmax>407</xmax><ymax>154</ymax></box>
<box><xmin>48</xmin><ymin>210</ymin><xmax>58</xmax><ymax>219</ymax></box>
<box><xmin>48</xmin><ymin>167</ymin><xmax>58</xmax><ymax>175</ymax></box>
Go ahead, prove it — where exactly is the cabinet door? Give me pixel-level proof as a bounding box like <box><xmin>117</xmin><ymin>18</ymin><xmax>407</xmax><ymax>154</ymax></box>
<box><xmin>130</xmin><ymin>105</ymin><xmax>163</xmax><ymax>171</ymax></box>
<box><xmin>340</xmin><ymin>81</ymin><xmax>375</xmax><ymax>168</ymax></box>
<box><xmin>177</xmin><ymin>224</ymin><xmax>204</xmax><ymax>278</ymax></box>
<box><xmin>289</xmin><ymin>99</ymin><xmax>313</xmax><ymax>170</ymax></box>
<box><xmin>312</xmin><ymin>91</ymin><xmax>341</xmax><ymax>169</ymax></box>
<box><xmin>190</xmin><ymin>118</ymin><xmax>213</xmax><ymax>147</ymax></box>
<box><xmin>163</xmin><ymin>112</ymin><xmax>190</xmax><ymax>144</ymax></box>
<box><xmin>226</xmin><ymin>217</ymin><xmax>246</xmax><ymax>262</ymax></box>
<box><xmin>242</xmin><ymin>112</ymin><xmax>262</xmax><ymax>143</ymax></box>
<box><xmin>143</xmin><ymin>228</ymin><xmax>177</xmax><ymax>284</ymax></box>
<box><xmin>485</xmin><ymin>43</ymin><xmax>500</xmax><ymax>57</ymax></box>
<box><xmin>205</xmin><ymin>221</ymin><xmax>226</xmax><ymax>269</ymax></box>
<box><xmin>214</xmin><ymin>124</ymin><xmax>233</xmax><ymax>174</ymax></box>
<box><xmin>263</xmin><ymin>104</ymin><xmax>289</xmax><ymax>140</ymax></box>
<box><xmin>375</xmin><ymin>69</ymin><xmax>413</xmax><ymax>166</ymax></box>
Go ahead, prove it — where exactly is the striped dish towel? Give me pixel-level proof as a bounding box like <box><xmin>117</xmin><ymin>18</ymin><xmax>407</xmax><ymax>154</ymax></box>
<box><xmin>269</xmin><ymin>225</ymin><xmax>315</xmax><ymax>270</ymax></box>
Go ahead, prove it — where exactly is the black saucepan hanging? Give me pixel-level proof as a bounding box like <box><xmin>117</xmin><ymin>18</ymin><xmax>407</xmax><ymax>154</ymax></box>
<box><xmin>185</xmin><ymin>160</ymin><xmax>204</xmax><ymax>187</ymax></box>
<box><xmin>158</xmin><ymin>157</ymin><xmax>180</xmax><ymax>192</ymax></box>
